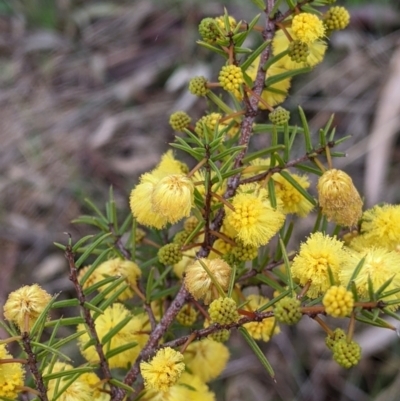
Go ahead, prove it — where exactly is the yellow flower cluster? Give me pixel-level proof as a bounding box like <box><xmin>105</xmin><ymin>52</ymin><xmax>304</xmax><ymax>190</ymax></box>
<box><xmin>218</xmin><ymin>65</ymin><xmax>244</xmax><ymax>96</ymax></box>
<box><xmin>0</xmin><ymin>344</ymin><xmax>25</xmax><ymax>400</ymax></box>
<box><xmin>130</xmin><ymin>151</ymin><xmax>194</xmax><ymax>228</ymax></box>
<box><xmin>323</xmin><ymin>286</ymin><xmax>354</xmax><ymax>317</ymax></box>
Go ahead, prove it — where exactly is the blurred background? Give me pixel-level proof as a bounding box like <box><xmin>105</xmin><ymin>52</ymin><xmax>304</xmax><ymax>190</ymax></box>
<box><xmin>1</xmin><ymin>0</ymin><xmax>400</xmax><ymax>400</ymax></box>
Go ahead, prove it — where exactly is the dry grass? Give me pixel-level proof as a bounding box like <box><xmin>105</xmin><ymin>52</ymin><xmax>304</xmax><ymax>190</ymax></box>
<box><xmin>1</xmin><ymin>1</ymin><xmax>400</xmax><ymax>400</ymax></box>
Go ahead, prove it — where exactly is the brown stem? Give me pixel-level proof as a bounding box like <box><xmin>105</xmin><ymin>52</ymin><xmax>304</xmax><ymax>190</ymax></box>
<box><xmin>312</xmin><ymin>315</ymin><xmax>333</xmax><ymax>336</ymax></box>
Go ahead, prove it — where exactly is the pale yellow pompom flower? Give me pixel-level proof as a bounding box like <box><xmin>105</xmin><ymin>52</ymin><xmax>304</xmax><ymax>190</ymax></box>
<box><xmin>184</xmin><ymin>258</ymin><xmax>231</xmax><ymax>305</ymax></box>
<box><xmin>152</xmin><ymin>150</ymin><xmax>189</xmax><ymax>179</ymax></box>
<box><xmin>184</xmin><ymin>339</ymin><xmax>229</xmax><ymax>382</ymax></box>
<box><xmin>94</xmin><ymin>258</ymin><xmax>141</xmax><ymax>301</ymax></box>
<box><xmin>151</xmin><ymin>174</ymin><xmax>194</xmax><ymax>224</ymax></box>
<box><xmin>291</xmin><ymin>232</ymin><xmax>354</xmax><ymax>298</ymax></box>
<box><xmin>317</xmin><ymin>169</ymin><xmax>363</xmax><ymax>227</ymax></box>
<box><xmin>360</xmin><ymin>204</ymin><xmax>400</xmax><ymax>251</ymax></box>
<box><xmin>243</xmin><ymin>294</ymin><xmax>280</xmax><ymax>342</ymax></box>
<box><xmin>140</xmin><ymin>347</ymin><xmax>185</xmax><ymax>392</ymax></box>
<box><xmin>273</xmin><ymin>28</ymin><xmax>327</xmax><ymax>69</ymax></box>
<box><xmin>130</xmin><ymin>172</ymin><xmax>169</xmax><ymax>229</ymax></box>
<box><xmin>44</xmin><ymin>362</ymin><xmax>92</xmax><ymax>401</ymax></box>
<box><xmin>77</xmin><ymin>304</ymin><xmax>149</xmax><ymax>368</ymax></box>
<box><xmin>272</xmin><ymin>172</ymin><xmax>314</xmax><ymax>217</ymax></box>
<box><xmin>0</xmin><ymin>344</ymin><xmax>25</xmax><ymax>400</ymax></box>
<box><xmin>3</xmin><ymin>284</ymin><xmax>52</xmax><ymax>332</ymax></box>
<box><xmin>292</xmin><ymin>13</ymin><xmax>325</xmax><ymax>44</ymax></box>
<box><xmin>340</xmin><ymin>247</ymin><xmax>400</xmax><ymax>307</ymax></box>
<box><xmin>142</xmin><ymin>372</ymin><xmax>216</xmax><ymax>401</ymax></box>
<box><xmin>224</xmin><ymin>191</ymin><xmax>285</xmax><ymax>247</ymax></box>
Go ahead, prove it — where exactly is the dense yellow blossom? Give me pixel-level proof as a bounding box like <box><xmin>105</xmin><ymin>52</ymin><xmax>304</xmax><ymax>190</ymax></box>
<box><xmin>323</xmin><ymin>286</ymin><xmax>354</xmax><ymax>317</ymax></box>
<box><xmin>3</xmin><ymin>284</ymin><xmax>52</xmax><ymax>332</ymax></box>
<box><xmin>184</xmin><ymin>258</ymin><xmax>231</xmax><ymax>304</ymax></box>
<box><xmin>340</xmin><ymin>247</ymin><xmax>400</xmax><ymax>306</ymax></box>
<box><xmin>291</xmin><ymin>13</ymin><xmax>325</xmax><ymax>44</ymax></box>
<box><xmin>152</xmin><ymin>150</ymin><xmax>189</xmax><ymax>178</ymax></box>
<box><xmin>77</xmin><ymin>304</ymin><xmax>149</xmax><ymax>368</ymax></box>
<box><xmin>80</xmin><ymin>372</ymin><xmax>110</xmax><ymax>401</ymax></box>
<box><xmin>291</xmin><ymin>232</ymin><xmax>353</xmax><ymax>298</ymax></box>
<box><xmin>272</xmin><ymin>172</ymin><xmax>314</xmax><ymax>216</ymax></box>
<box><xmin>141</xmin><ymin>347</ymin><xmax>185</xmax><ymax>392</ymax></box>
<box><xmin>0</xmin><ymin>344</ymin><xmax>25</xmax><ymax>399</ymax></box>
<box><xmin>243</xmin><ymin>294</ymin><xmax>280</xmax><ymax>342</ymax></box>
<box><xmin>91</xmin><ymin>258</ymin><xmax>141</xmax><ymax>301</ymax></box>
<box><xmin>184</xmin><ymin>339</ymin><xmax>229</xmax><ymax>382</ymax></box>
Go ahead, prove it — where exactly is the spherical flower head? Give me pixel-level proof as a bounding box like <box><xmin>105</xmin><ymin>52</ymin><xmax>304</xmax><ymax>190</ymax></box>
<box><xmin>339</xmin><ymin>247</ymin><xmax>400</xmax><ymax>306</ymax></box>
<box><xmin>142</xmin><ymin>372</ymin><xmax>216</xmax><ymax>401</ymax></box>
<box><xmin>184</xmin><ymin>258</ymin><xmax>231</xmax><ymax>305</ymax></box>
<box><xmin>130</xmin><ymin>173</ymin><xmax>169</xmax><ymax>229</ymax></box>
<box><xmin>324</xmin><ymin>6</ymin><xmax>350</xmax><ymax>31</ymax></box>
<box><xmin>140</xmin><ymin>347</ymin><xmax>185</xmax><ymax>392</ymax></box>
<box><xmin>151</xmin><ymin>174</ymin><xmax>194</xmax><ymax>224</ymax></box>
<box><xmin>325</xmin><ymin>327</ymin><xmax>346</xmax><ymax>351</ymax></box>
<box><xmin>291</xmin><ymin>13</ymin><xmax>325</xmax><ymax>44</ymax></box>
<box><xmin>184</xmin><ymin>215</ymin><xmax>199</xmax><ymax>233</ymax></box>
<box><xmin>153</xmin><ymin>150</ymin><xmax>189</xmax><ymax>178</ymax></box>
<box><xmin>269</xmin><ymin>107</ymin><xmax>290</xmax><ymax>126</ymax></box>
<box><xmin>169</xmin><ymin>111</ymin><xmax>191</xmax><ymax>132</ymax></box>
<box><xmin>291</xmin><ymin>232</ymin><xmax>351</xmax><ymax>299</ymax></box>
<box><xmin>209</xmin><ymin>297</ymin><xmax>239</xmax><ymax>324</ymax></box>
<box><xmin>44</xmin><ymin>362</ymin><xmax>93</xmax><ymax>401</ymax></box>
<box><xmin>77</xmin><ymin>304</ymin><xmax>149</xmax><ymax>368</ymax></box>
<box><xmin>224</xmin><ymin>191</ymin><xmax>285</xmax><ymax>248</ymax></box>
<box><xmin>158</xmin><ymin>243</ymin><xmax>183</xmax><ymax>265</ymax></box>
<box><xmin>215</xmin><ymin>15</ymin><xmax>237</xmax><ymax>32</ymax></box>
<box><xmin>231</xmin><ymin>240</ymin><xmax>258</xmax><ymax>262</ymax></box>
<box><xmin>194</xmin><ymin>113</ymin><xmax>236</xmax><ymax>140</ymax></box>
<box><xmin>333</xmin><ymin>340</ymin><xmax>361</xmax><ymax>368</ymax></box>
<box><xmin>360</xmin><ymin>204</ymin><xmax>400</xmax><ymax>251</ymax></box>
<box><xmin>176</xmin><ymin>304</ymin><xmax>198</xmax><ymax>326</ymax></box>
<box><xmin>0</xmin><ymin>344</ymin><xmax>25</xmax><ymax>399</ymax></box>
<box><xmin>218</xmin><ymin>65</ymin><xmax>244</xmax><ymax>93</ymax></box>
<box><xmin>80</xmin><ymin>372</ymin><xmax>110</xmax><ymax>401</ymax></box>
<box><xmin>243</xmin><ymin>294</ymin><xmax>280</xmax><ymax>342</ymax></box>
<box><xmin>273</xmin><ymin>297</ymin><xmax>302</xmax><ymax>325</ymax></box>
<box><xmin>189</xmin><ymin>76</ymin><xmax>209</xmax><ymax>96</ymax></box>
<box><xmin>323</xmin><ymin>286</ymin><xmax>354</xmax><ymax>317</ymax></box>
<box><xmin>317</xmin><ymin>169</ymin><xmax>363</xmax><ymax>227</ymax></box>
<box><xmin>3</xmin><ymin>284</ymin><xmax>52</xmax><ymax>332</ymax></box>
<box><xmin>191</xmin><ymin>169</ymin><xmax>226</xmax><ymax>202</ymax></box>
<box><xmin>273</xmin><ymin>28</ymin><xmax>327</xmax><ymax>69</ymax></box>
<box><xmin>272</xmin><ymin>172</ymin><xmax>314</xmax><ymax>217</ymax></box>
<box><xmin>94</xmin><ymin>258</ymin><xmax>142</xmax><ymax>301</ymax></box>
<box><xmin>198</xmin><ymin>17</ymin><xmax>220</xmax><ymax>44</ymax></box>
<box><xmin>184</xmin><ymin>339</ymin><xmax>229</xmax><ymax>382</ymax></box>
<box><xmin>288</xmin><ymin>40</ymin><xmax>309</xmax><ymax>63</ymax></box>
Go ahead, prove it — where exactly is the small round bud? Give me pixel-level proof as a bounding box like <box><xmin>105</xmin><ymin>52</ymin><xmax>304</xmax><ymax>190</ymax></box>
<box><xmin>184</xmin><ymin>216</ymin><xmax>199</xmax><ymax>233</ymax></box>
<box><xmin>333</xmin><ymin>340</ymin><xmax>361</xmax><ymax>368</ymax></box>
<box><xmin>173</xmin><ymin>230</ymin><xmax>191</xmax><ymax>247</ymax></box>
<box><xmin>218</xmin><ymin>65</ymin><xmax>244</xmax><ymax>93</ymax></box>
<box><xmin>158</xmin><ymin>243</ymin><xmax>183</xmax><ymax>265</ymax></box>
<box><xmin>198</xmin><ymin>17</ymin><xmax>220</xmax><ymax>43</ymax></box>
<box><xmin>210</xmin><ymin>328</ymin><xmax>230</xmax><ymax>343</ymax></box>
<box><xmin>169</xmin><ymin>111</ymin><xmax>191</xmax><ymax>132</ymax></box>
<box><xmin>273</xmin><ymin>297</ymin><xmax>302</xmax><ymax>325</ymax></box>
<box><xmin>215</xmin><ymin>15</ymin><xmax>237</xmax><ymax>33</ymax></box>
<box><xmin>209</xmin><ymin>297</ymin><xmax>239</xmax><ymax>324</ymax></box>
<box><xmin>323</xmin><ymin>286</ymin><xmax>354</xmax><ymax>317</ymax></box>
<box><xmin>324</xmin><ymin>6</ymin><xmax>350</xmax><ymax>31</ymax></box>
<box><xmin>176</xmin><ymin>304</ymin><xmax>198</xmax><ymax>326</ymax></box>
<box><xmin>288</xmin><ymin>40</ymin><xmax>310</xmax><ymax>63</ymax></box>
<box><xmin>325</xmin><ymin>328</ymin><xmax>346</xmax><ymax>351</ymax></box>
<box><xmin>194</xmin><ymin>113</ymin><xmax>222</xmax><ymax>138</ymax></box>
<box><xmin>231</xmin><ymin>241</ymin><xmax>258</xmax><ymax>262</ymax></box>
<box><xmin>269</xmin><ymin>107</ymin><xmax>290</xmax><ymax>126</ymax></box>
<box><xmin>189</xmin><ymin>76</ymin><xmax>209</xmax><ymax>96</ymax></box>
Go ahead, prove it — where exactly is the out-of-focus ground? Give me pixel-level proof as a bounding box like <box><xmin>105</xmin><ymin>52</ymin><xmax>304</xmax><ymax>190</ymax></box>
<box><xmin>1</xmin><ymin>1</ymin><xmax>400</xmax><ymax>400</ymax></box>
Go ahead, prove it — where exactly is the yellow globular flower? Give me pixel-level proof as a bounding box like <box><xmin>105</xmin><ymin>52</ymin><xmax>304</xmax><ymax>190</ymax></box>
<box><xmin>153</xmin><ymin>150</ymin><xmax>189</xmax><ymax>178</ymax></box>
<box><xmin>151</xmin><ymin>174</ymin><xmax>194</xmax><ymax>224</ymax></box>
<box><xmin>317</xmin><ymin>169</ymin><xmax>363</xmax><ymax>227</ymax></box>
<box><xmin>191</xmin><ymin>170</ymin><xmax>226</xmax><ymax>201</ymax></box>
<box><xmin>93</xmin><ymin>258</ymin><xmax>142</xmax><ymax>301</ymax></box>
<box><xmin>80</xmin><ymin>372</ymin><xmax>110</xmax><ymax>401</ymax></box>
<box><xmin>215</xmin><ymin>15</ymin><xmax>237</xmax><ymax>32</ymax></box>
<box><xmin>130</xmin><ymin>172</ymin><xmax>169</xmax><ymax>229</ymax></box>
<box><xmin>291</xmin><ymin>13</ymin><xmax>325</xmax><ymax>44</ymax></box>
<box><xmin>360</xmin><ymin>204</ymin><xmax>400</xmax><ymax>251</ymax></box>
<box><xmin>142</xmin><ymin>372</ymin><xmax>216</xmax><ymax>401</ymax></box>
<box><xmin>209</xmin><ymin>238</ymin><xmax>233</xmax><ymax>260</ymax></box>
<box><xmin>0</xmin><ymin>344</ymin><xmax>25</xmax><ymax>400</ymax></box>
<box><xmin>340</xmin><ymin>247</ymin><xmax>400</xmax><ymax>307</ymax></box>
<box><xmin>224</xmin><ymin>191</ymin><xmax>285</xmax><ymax>248</ymax></box>
<box><xmin>184</xmin><ymin>339</ymin><xmax>229</xmax><ymax>382</ymax></box>
<box><xmin>184</xmin><ymin>258</ymin><xmax>231</xmax><ymax>305</ymax></box>
<box><xmin>194</xmin><ymin>113</ymin><xmax>222</xmax><ymax>138</ymax></box>
<box><xmin>218</xmin><ymin>65</ymin><xmax>244</xmax><ymax>95</ymax></box>
<box><xmin>324</xmin><ymin>6</ymin><xmax>350</xmax><ymax>31</ymax></box>
<box><xmin>44</xmin><ymin>362</ymin><xmax>92</xmax><ymax>401</ymax></box>
<box><xmin>291</xmin><ymin>232</ymin><xmax>352</xmax><ymax>299</ymax></box>
<box><xmin>244</xmin><ymin>57</ymin><xmax>291</xmax><ymax>107</ymax></box>
<box><xmin>323</xmin><ymin>286</ymin><xmax>354</xmax><ymax>317</ymax></box>
<box><xmin>272</xmin><ymin>172</ymin><xmax>314</xmax><ymax>217</ymax></box>
<box><xmin>3</xmin><ymin>284</ymin><xmax>52</xmax><ymax>332</ymax></box>
<box><xmin>140</xmin><ymin>347</ymin><xmax>185</xmax><ymax>392</ymax></box>
<box><xmin>273</xmin><ymin>28</ymin><xmax>327</xmax><ymax>69</ymax></box>
<box><xmin>77</xmin><ymin>304</ymin><xmax>149</xmax><ymax>368</ymax></box>
<box><xmin>243</xmin><ymin>294</ymin><xmax>280</xmax><ymax>342</ymax></box>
